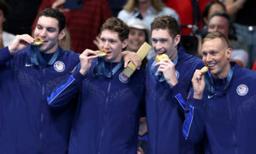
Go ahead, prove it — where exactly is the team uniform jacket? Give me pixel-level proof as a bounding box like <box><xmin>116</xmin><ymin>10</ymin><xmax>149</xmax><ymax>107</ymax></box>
<box><xmin>146</xmin><ymin>48</ymin><xmax>203</xmax><ymax>154</ymax></box>
<box><xmin>47</xmin><ymin>59</ymin><xmax>145</xmax><ymax>154</ymax></box>
<box><xmin>176</xmin><ymin>64</ymin><xmax>256</xmax><ymax>154</ymax></box>
<box><xmin>0</xmin><ymin>46</ymin><xmax>79</xmax><ymax>154</ymax></box>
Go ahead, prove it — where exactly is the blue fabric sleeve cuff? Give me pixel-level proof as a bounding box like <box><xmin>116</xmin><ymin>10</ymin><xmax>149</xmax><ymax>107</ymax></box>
<box><xmin>189</xmin><ymin>97</ymin><xmax>204</xmax><ymax>107</ymax></box>
<box><xmin>72</xmin><ymin>69</ymin><xmax>87</xmax><ymax>82</ymax></box>
<box><xmin>170</xmin><ymin>82</ymin><xmax>183</xmax><ymax>95</ymax></box>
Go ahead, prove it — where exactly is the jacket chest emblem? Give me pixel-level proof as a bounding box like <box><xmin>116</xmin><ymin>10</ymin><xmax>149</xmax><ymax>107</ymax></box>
<box><xmin>236</xmin><ymin>84</ymin><xmax>249</xmax><ymax>96</ymax></box>
<box><xmin>53</xmin><ymin>61</ymin><xmax>65</xmax><ymax>72</ymax></box>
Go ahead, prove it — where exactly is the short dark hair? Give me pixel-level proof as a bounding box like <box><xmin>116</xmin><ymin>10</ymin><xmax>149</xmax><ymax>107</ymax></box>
<box><xmin>203</xmin><ymin>31</ymin><xmax>231</xmax><ymax>47</ymax></box>
<box><xmin>202</xmin><ymin>0</ymin><xmax>226</xmax><ymax>24</ymax></box>
<box><xmin>151</xmin><ymin>15</ymin><xmax>180</xmax><ymax>38</ymax></box>
<box><xmin>101</xmin><ymin>17</ymin><xmax>129</xmax><ymax>41</ymax></box>
<box><xmin>0</xmin><ymin>0</ymin><xmax>9</xmax><ymax>17</ymax></box>
<box><xmin>37</xmin><ymin>8</ymin><xmax>66</xmax><ymax>32</ymax></box>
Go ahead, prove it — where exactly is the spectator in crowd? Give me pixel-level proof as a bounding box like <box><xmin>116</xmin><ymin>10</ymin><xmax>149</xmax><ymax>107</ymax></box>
<box><xmin>37</xmin><ymin>0</ymin><xmax>112</xmax><ymax>53</ymax></box>
<box><xmin>224</xmin><ymin>0</ymin><xmax>256</xmax><ymax>67</ymax></box>
<box><xmin>177</xmin><ymin>31</ymin><xmax>256</xmax><ymax>154</ymax></box>
<box><xmin>0</xmin><ymin>0</ymin><xmax>15</xmax><ymax>47</ymax></box>
<box><xmin>163</xmin><ymin>0</ymin><xmax>212</xmax><ymax>35</ymax></box>
<box><xmin>206</xmin><ymin>12</ymin><xmax>248</xmax><ymax>67</ymax></box>
<box><xmin>202</xmin><ymin>0</ymin><xmax>226</xmax><ymax>26</ymax></box>
<box><xmin>48</xmin><ymin>17</ymin><xmax>145</xmax><ymax>154</ymax></box>
<box><xmin>0</xmin><ymin>8</ymin><xmax>79</xmax><ymax>153</ymax></box>
<box><xmin>126</xmin><ymin>18</ymin><xmax>149</xmax><ymax>52</ymax></box>
<box><xmin>145</xmin><ymin>15</ymin><xmax>203</xmax><ymax>154</ymax></box>
<box><xmin>118</xmin><ymin>0</ymin><xmax>179</xmax><ymax>30</ymax></box>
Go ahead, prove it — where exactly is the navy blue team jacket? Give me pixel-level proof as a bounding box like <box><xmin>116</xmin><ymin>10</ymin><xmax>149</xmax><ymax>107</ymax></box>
<box><xmin>176</xmin><ymin>64</ymin><xmax>256</xmax><ymax>154</ymax></box>
<box><xmin>146</xmin><ymin>48</ymin><xmax>203</xmax><ymax>154</ymax></box>
<box><xmin>47</xmin><ymin>59</ymin><xmax>145</xmax><ymax>154</ymax></box>
<box><xmin>0</xmin><ymin>46</ymin><xmax>79</xmax><ymax>154</ymax></box>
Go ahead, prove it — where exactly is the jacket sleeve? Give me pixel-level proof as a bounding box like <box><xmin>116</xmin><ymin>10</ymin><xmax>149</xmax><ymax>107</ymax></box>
<box><xmin>175</xmin><ymin>93</ymin><xmax>205</xmax><ymax>144</ymax></box>
<box><xmin>0</xmin><ymin>47</ymin><xmax>13</xmax><ymax>65</ymax></box>
<box><xmin>171</xmin><ymin>59</ymin><xmax>204</xmax><ymax>101</ymax></box>
<box><xmin>47</xmin><ymin>65</ymin><xmax>85</xmax><ymax>107</ymax></box>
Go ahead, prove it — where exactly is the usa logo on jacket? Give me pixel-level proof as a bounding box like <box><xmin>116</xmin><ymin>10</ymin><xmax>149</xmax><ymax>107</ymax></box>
<box><xmin>54</xmin><ymin>61</ymin><xmax>65</xmax><ymax>72</ymax></box>
<box><xmin>236</xmin><ymin>84</ymin><xmax>249</xmax><ymax>96</ymax></box>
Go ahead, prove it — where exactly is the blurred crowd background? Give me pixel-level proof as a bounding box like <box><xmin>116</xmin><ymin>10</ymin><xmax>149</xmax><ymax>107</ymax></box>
<box><xmin>1</xmin><ymin>0</ymin><xmax>255</xmax><ymax>69</ymax></box>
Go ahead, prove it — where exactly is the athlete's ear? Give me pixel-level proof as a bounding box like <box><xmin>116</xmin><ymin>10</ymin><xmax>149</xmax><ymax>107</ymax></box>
<box><xmin>58</xmin><ymin>29</ymin><xmax>66</xmax><ymax>40</ymax></box>
<box><xmin>174</xmin><ymin>34</ymin><xmax>180</xmax><ymax>47</ymax></box>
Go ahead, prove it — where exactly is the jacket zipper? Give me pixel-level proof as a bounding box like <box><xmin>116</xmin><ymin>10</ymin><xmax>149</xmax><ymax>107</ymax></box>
<box><xmin>39</xmin><ymin>68</ymin><xmax>46</xmax><ymax>152</ymax></box>
<box><xmin>98</xmin><ymin>81</ymin><xmax>111</xmax><ymax>154</ymax></box>
<box><xmin>227</xmin><ymin>95</ymin><xmax>238</xmax><ymax>154</ymax></box>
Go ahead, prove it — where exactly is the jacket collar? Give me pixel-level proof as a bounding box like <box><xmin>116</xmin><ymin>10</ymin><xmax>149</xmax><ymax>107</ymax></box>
<box><xmin>28</xmin><ymin>45</ymin><xmax>61</xmax><ymax>66</ymax></box>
